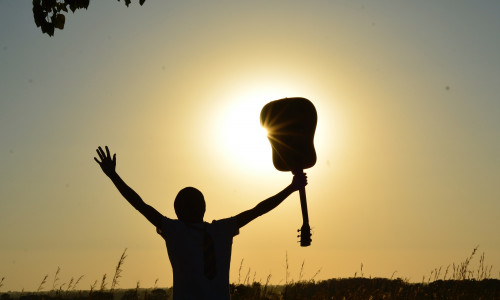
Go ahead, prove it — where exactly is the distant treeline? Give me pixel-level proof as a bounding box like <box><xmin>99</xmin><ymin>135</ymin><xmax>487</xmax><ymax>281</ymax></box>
<box><xmin>2</xmin><ymin>278</ymin><xmax>499</xmax><ymax>300</ymax></box>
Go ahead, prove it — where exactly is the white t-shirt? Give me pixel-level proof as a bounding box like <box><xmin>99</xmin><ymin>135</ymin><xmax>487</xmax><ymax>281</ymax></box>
<box><xmin>157</xmin><ymin>216</ymin><xmax>239</xmax><ymax>300</ymax></box>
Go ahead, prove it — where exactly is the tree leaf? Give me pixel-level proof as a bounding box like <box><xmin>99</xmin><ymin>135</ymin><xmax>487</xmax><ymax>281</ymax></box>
<box><xmin>54</xmin><ymin>13</ymin><xmax>65</xmax><ymax>30</ymax></box>
<box><xmin>34</xmin><ymin>0</ymin><xmax>146</xmax><ymax>36</ymax></box>
<box><xmin>59</xmin><ymin>3</ymin><xmax>68</xmax><ymax>12</ymax></box>
<box><xmin>78</xmin><ymin>0</ymin><xmax>90</xmax><ymax>9</ymax></box>
<box><xmin>32</xmin><ymin>2</ymin><xmax>44</xmax><ymax>27</ymax></box>
<box><xmin>41</xmin><ymin>23</ymin><xmax>55</xmax><ymax>36</ymax></box>
<box><xmin>69</xmin><ymin>1</ymin><xmax>77</xmax><ymax>13</ymax></box>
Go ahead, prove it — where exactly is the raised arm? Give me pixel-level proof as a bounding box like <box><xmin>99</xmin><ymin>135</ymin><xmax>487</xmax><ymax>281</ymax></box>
<box><xmin>235</xmin><ymin>173</ymin><xmax>307</xmax><ymax>229</ymax></box>
<box><xmin>94</xmin><ymin>146</ymin><xmax>163</xmax><ymax>228</ymax></box>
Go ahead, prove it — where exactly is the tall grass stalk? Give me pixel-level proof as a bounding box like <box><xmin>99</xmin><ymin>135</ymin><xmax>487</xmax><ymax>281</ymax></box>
<box><xmin>285</xmin><ymin>251</ymin><xmax>290</xmax><ymax>285</ymax></box>
<box><xmin>456</xmin><ymin>244</ymin><xmax>478</xmax><ymax>280</ymax></box>
<box><xmin>310</xmin><ymin>267</ymin><xmax>322</xmax><ymax>282</ymax></box>
<box><xmin>354</xmin><ymin>263</ymin><xmax>364</xmax><ymax>278</ymax></box>
<box><xmin>443</xmin><ymin>264</ymin><xmax>450</xmax><ymax>280</ymax></box>
<box><xmin>65</xmin><ymin>275</ymin><xmax>83</xmax><ymax>292</ymax></box>
<box><xmin>89</xmin><ymin>279</ymin><xmax>97</xmax><ymax>293</ymax></box>
<box><xmin>283</xmin><ymin>251</ymin><xmax>291</xmax><ymax>300</ymax></box>
<box><xmin>298</xmin><ymin>260</ymin><xmax>305</xmax><ymax>282</ymax></box>
<box><xmin>52</xmin><ymin>266</ymin><xmax>61</xmax><ymax>290</ymax></box>
<box><xmin>238</xmin><ymin>258</ymin><xmax>244</xmax><ymax>284</ymax></box>
<box><xmin>262</xmin><ymin>273</ymin><xmax>272</xmax><ymax>297</ymax></box>
<box><xmin>37</xmin><ymin>274</ymin><xmax>48</xmax><ymax>292</ymax></box>
<box><xmin>66</xmin><ymin>277</ymin><xmax>74</xmax><ymax>291</ymax></box>
<box><xmin>99</xmin><ymin>274</ymin><xmax>107</xmax><ymax>291</ymax></box>
<box><xmin>110</xmin><ymin>248</ymin><xmax>127</xmax><ymax>291</ymax></box>
<box><xmin>390</xmin><ymin>270</ymin><xmax>398</xmax><ymax>280</ymax></box>
<box><xmin>243</xmin><ymin>268</ymin><xmax>251</xmax><ymax>285</ymax></box>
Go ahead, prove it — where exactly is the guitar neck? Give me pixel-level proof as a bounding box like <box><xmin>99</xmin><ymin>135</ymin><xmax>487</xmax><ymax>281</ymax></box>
<box><xmin>295</xmin><ymin>170</ymin><xmax>311</xmax><ymax>247</ymax></box>
<box><xmin>298</xmin><ymin>185</ymin><xmax>310</xmax><ymax>225</ymax></box>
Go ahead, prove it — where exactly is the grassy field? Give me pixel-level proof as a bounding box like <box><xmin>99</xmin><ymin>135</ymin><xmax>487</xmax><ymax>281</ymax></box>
<box><xmin>0</xmin><ymin>279</ymin><xmax>499</xmax><ymax>300</ymax></box>
<box><xmin>1</xmin><ymin>247</ymin><xmax>499</xmax><ymax>299</ymax></box>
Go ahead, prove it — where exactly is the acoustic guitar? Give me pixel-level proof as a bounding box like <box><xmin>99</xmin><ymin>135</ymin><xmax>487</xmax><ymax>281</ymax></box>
<box><xmin>260</xmin><ymin>97</ymin><xmax>317</xmax><ymax>246</ymax></box>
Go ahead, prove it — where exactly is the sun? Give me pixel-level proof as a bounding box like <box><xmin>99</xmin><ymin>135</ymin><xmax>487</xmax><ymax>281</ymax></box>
<box><xmin>216</xmin><ymin>99</ymin><xmax>272</xmax><ymax>172</ymax></box>
<box><xmin>213</xmin><ymin>86</ymin><xmax>300</xmax><ymax>173</ymax></box>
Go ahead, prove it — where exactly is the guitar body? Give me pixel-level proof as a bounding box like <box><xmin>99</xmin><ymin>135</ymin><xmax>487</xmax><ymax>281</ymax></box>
<box><xmin>260</xmin><ymin>97</ymin><xmax>317</xmax><ymax>172</ymax></box>
<box><xmin>260</xmin><ymin>97</ymin><xmax>317</xmax><ymax>246</ymax></box>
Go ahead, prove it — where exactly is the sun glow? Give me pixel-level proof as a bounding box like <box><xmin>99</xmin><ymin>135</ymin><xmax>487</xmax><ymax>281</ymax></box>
<box><xmin>213</xmin><ymin>85</ymin><xmax>303</xmax><ymax>173</ymax></box>
<box><xmin>217</xmin><ymin>100</ymin><xmax>273</xmax><ymax>172</ymax></box>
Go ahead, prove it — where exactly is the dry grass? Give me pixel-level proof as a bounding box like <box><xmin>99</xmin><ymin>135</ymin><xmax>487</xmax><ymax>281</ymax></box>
<box><xmin>111</xmin><ymin>248</ymin><xmax>127</xmax><ymax>291</ymax></box>
<box><xmin>1</xmin><ymin>246</ymin><xmax>498</xmax><ymax>299</ymax></box>
<box><xmin>423</xmin><ymin>245</ymin><xmax>494</xmax><ymax>283</ymax></box>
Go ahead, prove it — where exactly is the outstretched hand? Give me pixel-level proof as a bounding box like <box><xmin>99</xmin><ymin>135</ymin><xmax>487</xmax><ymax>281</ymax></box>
<box><xmin>290</xmin><ymin>172</ymin><xmax>308</xmax><ymax>191</ymax></box>
<box><xmin>94</xmin><ymin>146</ymin><xmax>116</xmax><ymax>177</ymax></box>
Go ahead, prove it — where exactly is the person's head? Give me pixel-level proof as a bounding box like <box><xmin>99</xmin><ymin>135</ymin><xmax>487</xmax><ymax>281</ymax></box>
<box><xmin>174</xmin><ymin>187</ymin><xmax>205</xmax><ymax>223</ymax></box>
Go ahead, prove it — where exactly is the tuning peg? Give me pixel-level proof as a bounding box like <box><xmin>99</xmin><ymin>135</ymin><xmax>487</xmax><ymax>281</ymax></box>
<box><xmin>297</xmin><ymin>228</ymin><xmax>301</xmax><ymax>232</ymax></box>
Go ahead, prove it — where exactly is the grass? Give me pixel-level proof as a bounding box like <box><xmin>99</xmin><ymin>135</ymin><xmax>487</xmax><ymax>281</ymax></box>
<box><xmin>230</xmin><ymin>246</ymin><xmax>499</xmax><ymax>299</ymax></box>
<box><xmin>111</xmin><ymin>248</ymin><xmax>127</xmax><ymax>291</ymax></box>
<box><xmin>1</xmin><ymin>246</ymin><xmax>499</xmax><ymax>299</ymax></box>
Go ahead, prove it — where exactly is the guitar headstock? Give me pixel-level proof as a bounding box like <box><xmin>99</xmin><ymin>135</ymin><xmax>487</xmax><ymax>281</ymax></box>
<box><xmin>297</xmin><ymin>224</ymin><xmax>312</xmax><ymax>247</ymax></box>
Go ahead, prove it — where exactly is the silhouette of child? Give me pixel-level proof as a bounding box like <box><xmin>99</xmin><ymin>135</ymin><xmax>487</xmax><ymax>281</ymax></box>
<box><xmin>94</xmin><ymin>146</ymin><xmax>307</xmax><ymax>299</ymax></box>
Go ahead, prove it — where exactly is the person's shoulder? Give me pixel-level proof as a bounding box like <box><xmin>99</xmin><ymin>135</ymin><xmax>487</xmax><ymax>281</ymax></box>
<box><xmin>210</xmin><ymin>216</ymin><xmax>239</xmax><ymax>236</ymax></box>
<box><xmin>157</xmin><ymin>215</ymin><xmax>178</xmax><ymax>235</ymax></box>
<box><xmin>210</xmin><ymin>216</ymin><xmax>237</xmax><ymax>225</ymax></box>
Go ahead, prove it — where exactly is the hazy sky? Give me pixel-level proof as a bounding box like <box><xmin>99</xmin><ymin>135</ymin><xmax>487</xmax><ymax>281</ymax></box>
<box><xmin>1</xmin><ymin>0</ymin><xmax>499</xmax><ymax>292</ymax></box>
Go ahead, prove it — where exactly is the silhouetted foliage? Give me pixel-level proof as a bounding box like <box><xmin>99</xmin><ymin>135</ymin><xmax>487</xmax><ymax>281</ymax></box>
<box><xmin>2</xmin><ymin>280</ymin><xmax>500</xmax><ymax>300</ymax></box>
<box><xmin>32</xmin><ymin>0</ymin><xmax>146</xmax><ymax>36</ymax></box>
<box><xmin>146</xmin><ymin>288</ymin><xmax>169</xmax><ymax>300</ymax></box>
<box><xmin>87</xmin><ymin>291</ymin><xmax>114</xmax><ymax>300</ymax></box>
<box><xmin>282</xmin><ymin>278</ymin><xmax>500</xmax><ymax>300</ymax></box>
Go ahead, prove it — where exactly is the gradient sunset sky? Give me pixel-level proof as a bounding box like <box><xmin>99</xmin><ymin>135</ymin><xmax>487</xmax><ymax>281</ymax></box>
<box><xmin>1</xmin><ymin>0</ymin><xmax>499</xmax><ymax>291</ymax></box>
